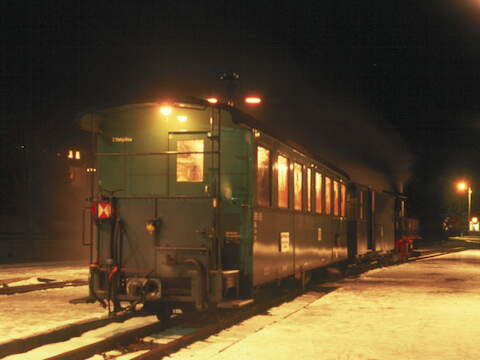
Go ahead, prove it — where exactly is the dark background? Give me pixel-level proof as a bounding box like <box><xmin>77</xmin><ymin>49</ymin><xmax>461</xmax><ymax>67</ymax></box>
<box><xmin>2</xmin><ymin>0</ymin><xmax>480</xmax><ymax>252</ymax></box>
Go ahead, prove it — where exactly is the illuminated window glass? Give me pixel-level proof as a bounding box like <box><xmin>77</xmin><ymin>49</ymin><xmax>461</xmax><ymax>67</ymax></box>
<box><xmin>256</xmin><ymin>146</ymin><xmax>271</xmax><ymax>207</ymax></box>
<box><xmin>307</xmin><ymin>168</ymin><xmax>312</xmax><ymax>212</ymax></box>
<box><xmin>341</xmin><ymin>184</ymin><xmax>346</xmax><ymax>217</ymax></box>
<box><xmin>315</xmin><ymin>172</ymin><xmax>322</xmax><ymax>214</ymax></box>
<box><xmin>294</xmin><ymin>163</ymin><xmax>303</xmax><ymax>211</ymax></box>
<box><xmin>325</xmin><ymin>177</ymin><xmax>331</xmax><ymax>215</ymax></box>
<box><xmin>176</xmin><ymin>140</ymin><xmax>204</xmax><ymax>182</ymax></box>
<box><xmin>333</xmin><ymin>180</ymin><xmax>339</xmax><ymax>216</ymax></box>
<box><xmin>277</xmin><ymin>155</ymin><xmax>289</xmax><ymax>208</ymax></box>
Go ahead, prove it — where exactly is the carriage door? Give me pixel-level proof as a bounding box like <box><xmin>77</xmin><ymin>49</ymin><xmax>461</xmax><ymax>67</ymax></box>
<box><xmin>168</xmin><ymin>132</ymin><xmax>212</xmax><ymax>197</ymax></box>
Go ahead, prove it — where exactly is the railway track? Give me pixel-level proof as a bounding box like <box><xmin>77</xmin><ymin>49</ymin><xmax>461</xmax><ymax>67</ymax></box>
<box><xmin>40</xmin><ymin>284</ymin><xmax>332</xmax><ymax>360</ymax></box>
<box><xmin>2</xmin><ymin>245</ymin><xmax>470</xmax><ymax>360</ymax></box>
<box><xmin>0</xmin><ymin>279</ymin><xmax>88</xmax><ymax>295</ymax></box>
<box><xmin>4</xmin><ymin>280</ymin><xmax>334</xmax><ymax>360</ymax></box>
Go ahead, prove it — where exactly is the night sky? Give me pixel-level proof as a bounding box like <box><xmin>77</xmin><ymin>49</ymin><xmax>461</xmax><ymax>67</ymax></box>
<box><xmin>3</xmin><ymin>0</ymin><xmax>480</xmax><ymax>236</ymax></box>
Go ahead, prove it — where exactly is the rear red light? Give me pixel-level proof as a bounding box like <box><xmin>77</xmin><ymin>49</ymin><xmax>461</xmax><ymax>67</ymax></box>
<box><xmin>97</xmin><ymin>201</ymin><xmax>112</xmax><ymax>219</ymax></box>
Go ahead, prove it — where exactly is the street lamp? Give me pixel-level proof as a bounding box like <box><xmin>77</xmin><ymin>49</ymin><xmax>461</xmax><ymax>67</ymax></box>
<box><xmin>457</xmin><ymin>181</ymin><xmax>473</xmax><ymax>231</ymax></box>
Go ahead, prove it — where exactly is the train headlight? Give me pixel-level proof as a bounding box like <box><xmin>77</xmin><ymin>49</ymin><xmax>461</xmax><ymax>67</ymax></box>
<box><xmin>159</xmin><ymin>105</ymin><xmax>172</xmax><ymax>116</ymax></box>
<box><xmin>245</xmin><ymin>96</ymin><xmax>262</xmax><ymax>105</ymax></box>
<box><xmin>206</xmin><ymin>97</ymin><xmax>218</xmax><ymax>104</ymax></box>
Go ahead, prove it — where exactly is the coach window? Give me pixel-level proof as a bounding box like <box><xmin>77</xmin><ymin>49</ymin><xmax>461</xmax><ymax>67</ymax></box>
<box><xmin>277</xmin><ymin>155</ymin><xmax>289</xmax><ymax>208</ymax></box>
<box><xmin>293</xmin><ymin>163</ymin><xmax>303</xmax><ymax>211</ymax></box>
<box><xmin>341</xmin><ymin>183</ymin><xmax>346</xmax><ymax>217</ymax></box>
<box><xmin>315</xmin><ymin>172</ymin><xmax>322</xmax><ymax>214</ymax></box>
<box><xmin>325</xmin><ymin>176</ymin><xmax>331</xmax><ymax>215</ymax></box>
<box><xmin>333</xmin><ymin>180</ymin><xmax>339</xmax><ymax>216</ymax></box>
<box><xmin>256</xmin><ymin>146</ymin><xmax>271</xmax><ymax>207</ymax></box>
<box><xmin>177</xmin><ymin>139</ymin><xmax>204</xmax><ymax>182</ymax></box>
<box><xmin>306</xmin><ymin>168</ymin><xmax>312</xmax><ymax>212</ymax></box>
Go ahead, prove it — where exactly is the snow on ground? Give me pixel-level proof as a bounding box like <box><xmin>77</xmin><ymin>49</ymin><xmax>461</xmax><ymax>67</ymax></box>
<box><xmin>0</xmin><ymin>261</ymin><xmax>88</xmax><ymax>286</ymax></box>
<box><xmin>167</xmin><ymin>250</ymin><xmax>480</xmax><ymax>360</ymax></box>
<box><xmin>3</xmin><ymin>251</ymin><xmax>480</xmax><ymax>360</ymax></box>
<box><xmin>0</xmin><ymin>262</ymin><xmax>108</xmax><ymax>345</ymax></box>
<box><xmin>0</xmin><ymin>285</ymin><xmax>107</xmax><ymax>345</ymax></box>
<box><xmin>3</xmin><ymin>315</ymin><xmax>159</xmax><ymax>360</ymax></box>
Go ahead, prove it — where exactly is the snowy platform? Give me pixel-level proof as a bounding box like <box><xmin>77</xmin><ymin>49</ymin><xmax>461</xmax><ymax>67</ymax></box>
<box><xmin>0</xmin><ymin>261</ymin><xmax>107</xmax><ymax>346</ymax></box>
<box><xmin>3</xmin><ymin>248</ymin><xmax>480</xmax><ymax>359</ymax></box>
<box><xmin>166</xmin><ymin>250</ymin><xmax>480</xmax><ymax>360</ymax></box>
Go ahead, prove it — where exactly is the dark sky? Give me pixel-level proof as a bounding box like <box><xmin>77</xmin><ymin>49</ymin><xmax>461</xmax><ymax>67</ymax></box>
<box><xmin>3</xmin><ymin>0</ymin><xmax>480</xmax><ymax>229</ymax></box>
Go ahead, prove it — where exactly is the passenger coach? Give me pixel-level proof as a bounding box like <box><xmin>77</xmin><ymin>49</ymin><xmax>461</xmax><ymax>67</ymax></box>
<box><xmin>78</xmin><ymin>98</ymin><xmax>403</xmax><ymax>318</ymax></box>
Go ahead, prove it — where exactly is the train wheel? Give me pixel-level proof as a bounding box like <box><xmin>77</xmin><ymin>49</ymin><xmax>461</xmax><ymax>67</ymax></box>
<box><xmin>155</xmin><ymin>305</ymin><xmax>173</xmax><ymax>324</ymax></box>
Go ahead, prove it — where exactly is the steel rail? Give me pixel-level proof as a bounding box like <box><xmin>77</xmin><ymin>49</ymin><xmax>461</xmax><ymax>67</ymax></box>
<box><xmin>0</xmin><ymin>279</ymin><xmax>87</xmax><ymax>295</ymax></box>
<box><xmin>0</xmin><ymin>312</ymin><xmax>150</xmax><ymax>359</ymax></box>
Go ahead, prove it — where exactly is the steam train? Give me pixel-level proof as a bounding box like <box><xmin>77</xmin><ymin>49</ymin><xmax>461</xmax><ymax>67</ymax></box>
<box><xmin>78</xmin><ymin>98</ymin><xmax>418</xmax><ymax>318</ymax></box>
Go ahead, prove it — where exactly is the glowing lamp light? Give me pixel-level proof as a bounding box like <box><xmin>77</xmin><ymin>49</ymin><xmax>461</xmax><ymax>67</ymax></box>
<box><xmin>67</xmin><ymin>150</ymin><xmax>74</xmax><ymax>159</ymax></box>
<box><xmin>206</xmin><ymin>97</ymin><xmax>218</xmax><ymax>104</ymax></box>
<box><xmin>159</xmin><ymin>105</ymin><xmax>172</xmax><ymax>116</ymax></box>
<box><xmin>177</xmin><ymin>115</ymin><xmax>188</xmax><ymax>123</ymax></box>
<box><xmin>75</xmin><ymin>151</ymin><xmax>81</xmax><ymax>160</ymax></box>
<box><xmin>457</xmin><ymin>181</ymin><xmax>468</xmax><ymax>192</ymax></box>
<box><xmin>472</xmin><ymin>216</ymin><xmax>479</xmax><ymax>224</ymax></box>
<box><xmin>245</xmin><ymin>96</ymin><xmax>262</xmax><ymax>105</ymax></box>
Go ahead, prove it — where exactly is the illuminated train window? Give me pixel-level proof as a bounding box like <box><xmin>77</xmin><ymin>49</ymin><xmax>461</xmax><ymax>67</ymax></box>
<box><xmin>325</xmin><ymin>176</ymin><xmax>331</xmax><ymax>215</ymax></box>
<box><xmin>176</xmin><ymin>139</ymin><xmax>204</xmax><ymax>182</ymax></box>
<box><xmin>277</xmin><ymin>155</ymin><xmax>289</xmax><ymax>209</ymax></box>
<box><xmin>293</xmin><ymin>163</ymin><xmax>303</xmax><ymax>211</ymax></box>
<box><xmin>306</xmin><ymin>168</ymin><xmax>312</xmax><ymax>212</ymax></box>
<box><xmin>315</xmin><ymin>172</ymin><xmax>322</xmax><ymax>214</ymax></box>
<box><xmin>333</xmin><ymin>180</ymin><xmax>339</xmax><ymax>216</ymax></box>
<box><xmin>256</xmin><ymin>146</ymin><xmax>271</xmax><ymax>207</ymax></box>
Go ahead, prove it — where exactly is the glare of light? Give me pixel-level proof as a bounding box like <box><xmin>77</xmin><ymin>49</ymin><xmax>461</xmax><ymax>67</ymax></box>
<box><xmin>159</xmin><ymin>106</ymin><xmax>172</xmax><ymax>116</ymax></box>
<box><xmin>177</xmin><ymin>115</ymin><xmax>188</xmax><ymax>122</ymax></box>
<box><xmin>457</xmin><ymin>181</ymin><xmax>468</xmax><ymax>192</ymax></box>
<box><xmin>75</xmin><ymin>151</ymin><xmax>81</xmax><ymax>160</ymax></box>
<box><xmin>245</xmin><ymin>96</ymin><xmax>262</xmax><ymax>104</ymax></box>
<box><xmin>472</xmin><ymin>216</ymin><xmax>478</xmax><ymax>224</ymax></box>
<box><xmin>206</xmin><ymin>97</ymin><xmax>218</xmax><ymax>104</ymax></box>
<box><xmin>67</xmin><ymin>150</ymin><xmax>74</xmax><ymax>159</ymax></box>
<box><xmin>86</xmin><ymin>167</ymin><xmax>96</xmax><ymax>173</ymax></box>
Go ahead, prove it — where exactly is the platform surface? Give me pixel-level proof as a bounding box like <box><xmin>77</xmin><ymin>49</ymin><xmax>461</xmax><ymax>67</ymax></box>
<box><xmin>168</xmin><ymin>248</ymin><xmax>480</xmax><ymax>360</ymax></box>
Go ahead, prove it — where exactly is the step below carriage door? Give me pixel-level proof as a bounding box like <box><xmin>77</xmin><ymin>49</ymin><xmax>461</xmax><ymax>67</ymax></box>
<box><xmin>168</xmin><ymin>132</ymin><xmax>213</xmax><ymax>197</ymax></box>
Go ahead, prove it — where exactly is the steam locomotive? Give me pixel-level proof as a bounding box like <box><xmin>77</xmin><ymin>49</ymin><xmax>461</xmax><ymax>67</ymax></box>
<box><xmin>78</xmin><ymin>97</ymin><xmax>418</xmax><ymax>319</ymax></box>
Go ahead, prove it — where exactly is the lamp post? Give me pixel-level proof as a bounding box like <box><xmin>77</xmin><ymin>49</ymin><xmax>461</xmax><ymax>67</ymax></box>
<box><xmin>457</xmin><ymin>181</ymin><xmax>472</xmax><ymax>231</ymax></box>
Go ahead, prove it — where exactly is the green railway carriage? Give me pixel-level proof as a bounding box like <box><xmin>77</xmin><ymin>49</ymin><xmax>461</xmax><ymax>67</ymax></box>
<box><xmin>79</xmin><ymin>98</ymin><xmax>353</xmax><ymax>315</ymax></box>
